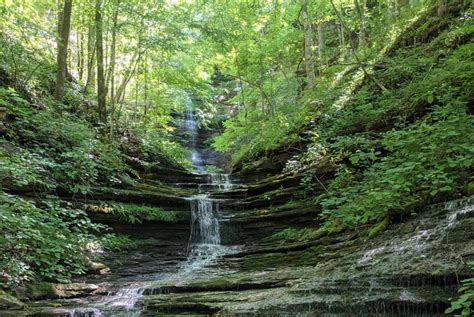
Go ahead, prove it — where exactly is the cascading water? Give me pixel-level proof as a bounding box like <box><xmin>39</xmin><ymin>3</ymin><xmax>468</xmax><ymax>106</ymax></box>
<box><xmin>184</xmin><ymin>95</ymin><xmax>205</xmax><ymax>173</ymax></box>
<box><xmin>179</xmin><ymin>96</ymin><xmax>233</xmax><ymax>274</ymax></box>
<box><xmin>189</xmin><ymin>195</ymin><xmax>221</xmax><ymax>245</ymax></box>
<box><xmin>104</xmin><ymin>96</ymin><xmax>232</xmax><ymax>309</ymax></box>
<box><xmin>20</xmin><ymin>96</ymin><xmax>238</xmax><ymax>317</ymax></box>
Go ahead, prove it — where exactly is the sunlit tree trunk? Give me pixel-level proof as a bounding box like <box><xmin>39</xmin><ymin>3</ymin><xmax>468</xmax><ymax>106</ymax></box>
<box><xmin>388</xmin><ymin>0</ymin><xmax>401</xmax><ymax>20</ymax></box>
<box><xmin>96</xmin><ymin>0</ymin><xmax>107</xmax><ymax>125</ymax></box>
<box><xmin>317</xmin><ymin>23</ymin><xmax>325</xmax><ymax>65</ymax></box>
<box><xmin>114</xmin><ymin>41</ymin><xmax>143</xmax><ymax>105</ymax></box>
<box><xmin>77</xmin><ymin>29</ymin><xmax>84</xmax><ymax>82</ymax></box>
<box><xmin>301</xmin><ymin>0</ymin><xmax>316</xmax><ymax>89</ymax></box>
<box><xmin>85</xmin><ymin>19</ymin><xmax>96</xmax><ymax>93</ymax></box>
<box><xmin>54</xmin><ymin>0</ymin><xmax>72</xmax><ymax>102</ymax></box>
<box><xmin>354</xmin><ymin>0</ymin><xmax>367</xmax><ymax>48</ymax></box>
<box><xmin>106</xmin><ymin>0</ymin><xmax>120</xmax><ymax>108</ymax></box>
<box><xmin>330</xmin><ymin>0</ymin><xmax>389</xmax><ymax>93</ymax></box>
<box><xmin>143</xmin><ymin>52</ymin><xmax>148</xmax><ymax>120</ymax></box>
<box><xmin>437</xmin><ymin>0</ymin><xmax>447</xmax><ymax>17</ymax></box>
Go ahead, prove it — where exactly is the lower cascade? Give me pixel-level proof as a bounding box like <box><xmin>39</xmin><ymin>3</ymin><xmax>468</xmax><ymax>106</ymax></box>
<box><xmin>84</xmin><ymin>173</ymin><xmax>236</xmax><ymax>316</ymax></box>
<box><xmin>189</xmin><ymin>194</ymin><xmax>221</xmax><ymax>246</ymax></box>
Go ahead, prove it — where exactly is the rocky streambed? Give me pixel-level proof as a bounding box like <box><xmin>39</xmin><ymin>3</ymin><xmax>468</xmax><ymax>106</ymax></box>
<box><xmin>2</xmin><ymin>97</ymin><xmax>472</xmax><ymax>316</ymax></box>
<box><xmin>2</xmin><ymin>188</ymin><xmax>472</xmax><ymax>316</ymax></box>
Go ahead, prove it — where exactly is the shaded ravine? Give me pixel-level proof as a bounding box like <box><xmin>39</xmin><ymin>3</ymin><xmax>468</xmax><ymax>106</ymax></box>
<box><xmin>6</xmin><ymin>96</ymin><xmax>242</xmax><ymax>316</ymax></box>
<box><xmin>3</xmin><ymin>97</ymin><xmax>472</xmax><ymax>316</ymax></box>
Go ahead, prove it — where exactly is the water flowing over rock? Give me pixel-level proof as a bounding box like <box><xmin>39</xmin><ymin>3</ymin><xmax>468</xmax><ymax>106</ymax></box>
<box><xmin>6</xmin><ymin>96</ymin><xmax>472</xmax><ymax>316</ymax></box>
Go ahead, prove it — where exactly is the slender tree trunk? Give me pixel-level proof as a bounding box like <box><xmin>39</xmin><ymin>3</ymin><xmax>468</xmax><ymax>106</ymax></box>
<box><xmin>106</xmin><ymin>0</ymin><xmax>120</xmax><ymax>107</ymax></box>
<box><xmin>85</xmin><ymin>19</ymin><xmax>96</xmax><ymax>93</ymax></box>
<box><xmin>95</xmin><ymin>0</ymin><xmax>107</xmax><ymax>125</ymax></box>
<box><xmin>388</xmin><ymin>0</ymin><xmax>400</xmax><ymax>20</ymax></box>
<box><xmin>54</xmin><ymin>0</ymin><xmax>73</xmax><ymax>102</ymax></box>
<box><xmin>77</xmin><ymin>30</ymin><xmax>84</xmax><ymax>82</ymax></box>
<box><xmin>301</xmin><ymin>0</ymin><xmax>316</xmax><ymax>89</ymax></box>
<box><xmin>354</xmin><ymin>0</ymin><xmax>366</xmax><ymax>48</ymax></box>
<box><xmin>143</xmin><ymin>53</ymin><xmax>148</xmax><ymax>120</ymax></box>
<box><xmin>330</xmin><ymin>0</ymin><xmax>389</xmax><ymax>93</ymax></box>
<box><xmin>114</xmin><ymin>42</ymin><xmax>143</xmax><ymax>105</ymax></box>
<box><xmin>317</xmin><ymin>23</ymin><xmax>325</xmax><ymax>64</ymax></box>
<box><xmin>339</xmin><ymin>22</ymin><xmax>345</xmax><ymax>47</ymax></box>
<box><xmin>437</xmin><ymin>0</ymin><xmax>447</xmax><ymax>17</ymax></box>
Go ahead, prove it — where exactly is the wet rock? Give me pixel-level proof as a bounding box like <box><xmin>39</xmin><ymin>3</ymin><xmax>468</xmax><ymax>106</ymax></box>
<box><xmin>86</xmin><ymin>259</ymin><xmax>110</xmax><ymax>275</ymax></box>
<box><xmin>25</xmin><ymin>282</ymin><xmax>99</xmax><ymax>300</ymax></box>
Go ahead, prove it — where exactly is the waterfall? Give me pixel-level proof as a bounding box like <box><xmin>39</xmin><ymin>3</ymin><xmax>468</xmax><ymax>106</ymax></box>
<box><xmin>183</xmin><ymin>94</ymin><xmax>224</xmax><ymax>249</ymax></box>
<box><xmin>181</xmin><ymin>173</ymin><xmax>233</xmax><ymax>276</ymax></box>
<box><xmin>72</xmin><ymin>95</ymin><xmax>235</xmax><ymax>315</ymax></box>
<box><xmin>209</xmin><ymin>173</ymin><xmax>233</xmax><ymax>191</ymax></box>
<box><xmin>190</xmin><ymin>195</ymin><xmax>221</xmax><ymax>245</ymax></box>
<box><xmin>184</xmin><ymin>95</ymin><xmax>204</xmax><ymax>173</ymax></box>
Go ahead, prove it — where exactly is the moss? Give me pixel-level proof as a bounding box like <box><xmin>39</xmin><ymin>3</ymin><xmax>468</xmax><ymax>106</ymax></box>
<box><xmin>466</xmin><ymin>183</ymin><xmax>474</xmax><ymax>196</ymax></box>
<box><xmin>187</xmin><ymin>277</ymin><xmax>253</xmax><ymax>291</ymax></box>
<box><xmin>148</xmin><ymin>302</ymin><xmax>220</xmax><ymax>314</ymax></box>
<box><xmin>368</xmin><ymin>215</ymin><xmax>390</xmax><ymax>239</ymax></box>
<box><xmin>24</xmin><ymin>282</ymin><xmax>55</xmax><ymax>300</ymax></box>
<box><xmin>23</xmin><ymin>282</ymin><xmax>98</xmax><ymax>300</ymax></box>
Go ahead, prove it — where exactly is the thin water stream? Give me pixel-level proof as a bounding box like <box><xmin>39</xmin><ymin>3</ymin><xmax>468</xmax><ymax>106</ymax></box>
<box><xmin>14</xmin><ymin>96</ymin><xmax>238</xmax><ymax>316</ymax></box>
<box><xmin>85</xmin><ymin>96</ymin><xmax>236</xmax><ymax>315</ymax></box>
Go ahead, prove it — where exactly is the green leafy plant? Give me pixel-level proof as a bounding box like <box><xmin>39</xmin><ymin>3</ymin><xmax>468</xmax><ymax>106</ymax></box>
<box><xmin>446</xmin><ymin>262</ymin><xmax>474</xmax><ymax>316</ymax></box>
<box><xmin>98</xmin><ymin>234</ymin><xmax>138</xmax><ymax>252</ymax></box>
<box><xmin>0</xmin><ymin>193</ymin><xmax>108</xmax><ymax>286</ymax></box>
<box><xmin>105</xmin><ymin>202</ymin><xmax>177</xmax><ymax>224</ymax></box>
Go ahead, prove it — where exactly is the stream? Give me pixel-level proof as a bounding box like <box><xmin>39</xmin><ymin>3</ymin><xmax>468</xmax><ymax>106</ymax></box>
<box><xmin>16</xmin><ymin>97</ymin><xmax>240</xmax><ymax>316</ymax></box>
<box><xmin>4</xmin><ymin>98</ymin><xmax>473</xmax><ymax>317</ymax></box>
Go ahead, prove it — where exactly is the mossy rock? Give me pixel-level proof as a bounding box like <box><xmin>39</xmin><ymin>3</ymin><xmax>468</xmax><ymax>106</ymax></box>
<box><xmin>186</xmin><ymin>277</ymin><xmax>254</xmax><ymax>291</ymax></box>
<box><xmin>466</xmin><ymin>183</ymin><xmax>474</xmax><ymax>196</ymax></box>
<box><xmin>25</xmin><ymin>282</ymin><xmax>99</xmax><ymax>300</ymax></box>
<box><xmin>25</xmin><ymin>282</ymin><xmax>56</xmax><ymax>300</ymax></box>
<box><xmin>368</xmin><ymin>215</ymin><xmax>390</xmax><ymax>239</ymax></box>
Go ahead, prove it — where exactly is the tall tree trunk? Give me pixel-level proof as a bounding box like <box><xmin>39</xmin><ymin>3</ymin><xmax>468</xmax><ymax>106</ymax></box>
<box><xmin>354</xmin><ymin>0</ymin><xmax>366</xmax><ymax>48</ymax></box>
<box><xmin>301</xmin><ymin>0</ymin><xmax>316</xmax><ymax>89</ymax></box>
<box><xmin>85</xmin><ymin>19</ymin><xmax>96</xmax><ymax>93</ymax></box>
<box><xmin>437</xmin><ymin>0</ymin><xmax>447</xmax><ymax>17</ymax></box>
<box><xmin>77</xmin><ymin>30</ymin><xmax>84</xmax><ymax>82</ymax></box>
<box><xmin>388</xmin><ymin>0</ymin><xmax>401</xmax><ymax>21</ymax></box>
<box><xmin>329</xmin><ymin>0</ymin><xmax>389</xmax><ymax>93</ymax></box>
<box><xmin>317</xmin><ymin>23</ymin><xmax>325</xmax><ymax>64</ymax></box>
<box><xmin>95</xmin><ymin>0</ymin><xmax>107</xmax><ymax>125</ymax></box>
<box><xmin>143</xmin><ymin>52</ymin><xmax>148</xmax><ymax>120</ymax></box>
<box><xmin>114</xmin><ymin>42</ymin><xmax>143</xmax><ymax>105</ymax></box>
<box><xmin>106</xmin><ymin>0</ymin><xmax>120</xmax><ymax>107</ymax></box>
<box><xmin>54</xmin><ymin>0</ymin><xmax>72</xmax><ymax>102</ymax></box>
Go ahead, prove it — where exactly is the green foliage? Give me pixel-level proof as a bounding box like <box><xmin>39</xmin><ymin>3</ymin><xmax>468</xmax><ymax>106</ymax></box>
<box><xmin>286</xmin><ymin>16</ymin><xmax>474</xmax><ymax>231</ymax></box>
<box><xmin>213</xmin><ymin>107</ymin><xmax>306</xmax><ymax>165</ymax></box>
<box><xmin>446</xmin><ymin>262</ymin><xmax>474</xmax><ymax>316</ymax></box>
<box><xmin>105</xmin><ymin>202</ymin><xmax>177</xmax><ymax>224</ymax></box>
<box><xmin>137</xmin><ymin>127</ymin><xmax>190</xmax><ymax>169</ymax></box>
<box><xmin>320</xmin><ymin>104</ymin><xmax>473</xmax><ymax>228</ymax></box>
<box><xmin>0</xmin><ymin>86</ymin><xmax>31</xmax><ymax>119</ymax></box>
<box><xmin>3</xmin><ymin>104</ymin><xmax>128</xmax><ymax>194</ymax></box>
<box><xmin>0</xmin><ymin>192</ymin><xmax>108</xmax><ymax>286</ymax></box>
<box><xmin>98</xmin><ymin>233</ymin><xmax>137</xmax><ymax>252</ymax></box>
<box><xmin>0</xmin><ymin>144</ymin><xmax>57</xmax><ymax>190</ymax></box>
